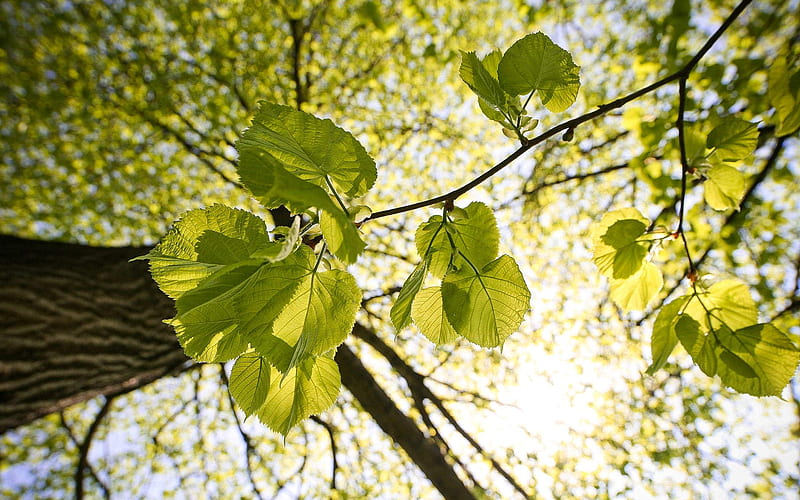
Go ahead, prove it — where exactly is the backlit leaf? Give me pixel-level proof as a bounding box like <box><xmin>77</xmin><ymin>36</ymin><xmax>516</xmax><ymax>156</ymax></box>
<box><xmin>704</xmin><ymin>164</ymin><xmax>746</xmax><ymax>211</ymax></box>
<box><xmin>609</xmin><ymin>261</ymin><xmax>663</xmax><ymax>312</ymax></box>
<box><xmin>256</xmin><ymin>355</ymin><xmax>341</xmax><ymax>436</ymax></box>
<box><xmin>706</xmin><ymin>118</ymin><xmax>758</xmax><ymax>162</ymax></box>
<box><xmin>646</xmin><ymin>295</ymin><xmax>691</xmax><ymax>375</ymax></box>
<box><xmin>768</xmin><ymin>55</ymin><xmax>800</xmax><ymax>136</ymax></box>
<box><xmin>411</xmin><ymin>287</ymin><xmax>458</xmax><ymax>345</ymax></box>
<box><xmin>442</xmin><ymin>255</ymin><xmax>530</xmax><ymax>347</ymax></box>
<box><xmin>592</xmin><ymin>208</ymin><xmax>650</xmax><ymax>279</ymax></box>
<box><xmin>229</xmin><ymin>351</ymin><xmax>272</xmax><ymax>415</ymax></box>
<box><xmin>391</xmin><ymin>259</ymin><xmax>429</xmax><ymax>331</ymax></box>
<box><xmin>498</xmin><ymin>32</ymin><xmax>580</xmax><ymax>112</ymax></box>
<box><xmin>237</xmin><ymin>101</ymin><xmax>376</xmax><ymax>198</ymax></box>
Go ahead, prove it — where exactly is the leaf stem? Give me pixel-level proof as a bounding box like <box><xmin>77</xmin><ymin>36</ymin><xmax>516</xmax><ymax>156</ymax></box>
<box><xmin>324</xmin><ymin>175</ymin><xmax>351</xmax><ymax>217</ymax></box>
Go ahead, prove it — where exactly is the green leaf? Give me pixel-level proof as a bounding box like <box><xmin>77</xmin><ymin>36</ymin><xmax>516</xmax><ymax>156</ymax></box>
<box><xmin>139</xmin><ymin>204</ymin><xmax>271</xmax><ymax>299</ymax></box>
<box><xmin>237</xmin><ymin>101</ymin><xmax>376</xmax><ymax>198</ymax></box>
<box><xmin>703</xmin><ymin>164</ymin><xmax>746</xmax><ymax>211</ymax></box>
<box><xmin>592</xmin><ymin>208</ymin><xmax>650</xmax><ymax>279</ymax></box>
<box><xmin>497</xmin><ymin>32</ymin><xmax>580</xmax><ymax>112</ymax></box>
<box><xmin>411</xmin><ymin>287</ymin><xmax>458</xmax><ymax>345</ymax></box>
<box><xmin>171</xmin><ymin>261</ymin><xmax>263</xmax><ymax>362</ymax></box>
<box><xmin>460</xmin><ymin>51</ymin><xmax>507</xmax><ymax>109</ymax></box>
<box><xmin>236</xmin><ymin>248</ymin><xmax>317</xmax><ymax>369</ymax></box>
<box><xmin>416</xmin><ymin>202</ymin><xmax>500</xmax><ymax>278</ymax></box>
<box><xmin>706</xmin><ymin>118</ymin><xmax>758</xmax><ymax>162</ymax></box>
<box><xmin>715</xmin><ymin>323</ymin><xmax>800</xmax><ymax>396</ymax></box>
<box><xmin>646</xmin><ymin>295</ymin><xmax>691</xmax><ymax>375</ymax></box>
<box><xmin>319</xmin><ymin>209</ymin><xmax>367</xmax><ymax>265</ymax></box>
<box><xmin>768</xmin><ymin>55</ymin><xmax>800</xmax><ymax>136</ymax></box>
<box><xmin>683</xmin><ymin>279</ymin><xmax>757</xmax><ymax>332</ymax></box>
<box><xmin>609</xmin><ymin>262</ymin><xmax>663</xmax><ymax>312</ymax></box>
<box><xmin>229</xmin><ymin>351</ymin><xmax>272</xmax><ymax>415</ymax></box>
<box><xmin>256</xmin><ymin>355</ymin><xmax>341</xmax><ymax>436</ymax></box>
<box><xmin>442</xmin><ymin>255</ymin><xmax>530</xmax><ymax>347</ymax></box>
<box><xmin>268</xmin><ymin>265</ymin><xmax>361</xmax><ymax>372</ymax></box>
<box><xmin>390</xmin><ymin>259</ymin><xmax>429</xmax><ymax>331</ymax></box>
<box><xmin>251</xmin><ymin>217</ymin><xmax>301</xmax><ymax>262</ymax></box>
<box><xmin>237</xmin><ymin>149</ymin><xmax>366</xmax><ymax>264</ymax></box>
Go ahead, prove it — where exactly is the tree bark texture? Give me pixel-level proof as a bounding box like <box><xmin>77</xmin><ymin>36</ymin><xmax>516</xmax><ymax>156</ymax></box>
<box><xmin>0</xmin><ymin>234</ymin><xmax>474</xmax><ymax>499</ymax></box>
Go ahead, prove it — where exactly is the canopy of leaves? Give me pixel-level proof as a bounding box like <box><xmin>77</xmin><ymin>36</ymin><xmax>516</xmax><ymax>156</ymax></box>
<box><xmin>2</xmin><ymin>0</ymin><xmax>799</xmax><ymax>499</ymax></box>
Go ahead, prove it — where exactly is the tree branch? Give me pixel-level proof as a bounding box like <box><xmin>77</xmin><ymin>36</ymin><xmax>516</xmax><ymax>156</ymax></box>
<box><xmin>365</xmin><ymin>0</ymin><xmax>754</xmax><ymax>222</ymax></box>
<box><xmin>74</xmin><ymin>396</ymin><xmax>115</xmax><ymax>500</ymax></box>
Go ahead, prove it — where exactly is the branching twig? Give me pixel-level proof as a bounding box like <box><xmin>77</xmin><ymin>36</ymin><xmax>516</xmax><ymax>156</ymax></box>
<box><xmin>365</xmin><ymin>0</ymin><xmax>754</xmax><ymax>222</ymax></box>
<box><xmin>73</xmin><ymin>397</ymin><xmax>116</xmax><ymax>500</ymax></box>
<box><xmin>310</xmin><ymin>415</ymin><xmax>339</xmax><ymax>492</ymax></box>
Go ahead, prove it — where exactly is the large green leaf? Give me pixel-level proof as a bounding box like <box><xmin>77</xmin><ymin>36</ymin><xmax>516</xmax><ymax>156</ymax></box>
<box><xmin>646</xmin><ymin>295</ymin><xmax>691</xmax><ymax>375</ymax></box>
<box><xmin>390</xmin><ymin>259</ymin><xmax>429</xmax><ymax>331</ymax></box>
<box><xmin>268</xmin><ymin>266</ymin><xmax>361</xmax><ymax>372</ymax></box>
<box><xmin>706</xmin><ymin>118</ymin><xmax>758</xmax><ymax>162</ymax></box>
<box><xmin>715</xmin><ymin>323</ymin><xmax>800</xmax><ymax>397</ymax></box>
<box><xmin>256</xmin><ymin>355</ymin><xmax>341</xmax><ymax>436</ymax></box>
<box><xmin>236</xmin><ymin>248</ymin><xmax>316</xmax><ymax>369</ymax></box>
<box><xmin>411</xmin><ymin>287</ymin><xmax>458</xmax><ymax>345</ymax></box>
<box><xmin>683</xmin><ymin>279</ymin><xmax>757</xmax><ymax>332</ymax></box>
<box><xmin>592</xmin><ymin>208</ymin><xmax>650</xmax><ymax>279</ymax></box>
<box><xmin>229</xmin><ymin>351</ymin><xmax>272</xmax><ymax>415</ymax></box>
<box><xmin>704</xmin><ymin>164</ymin><xmax>746</xmax><ymax>211</ymax></box>
<box><xmin>416</xmin><ymin>202</ymin><xmax>500</xmax><ymax>278</ymax></box>
<box><xmin>609</xmin><ymin>261</ymin><xmax>663</xmax><ymax>312</ymax></box>
<box><xmin>237</xmin><ymin>101</ymin><xmax>376</xmax><ymax>198</ymax></box>
<box><xmin>171</xmin><ymin>261</ymin><xmax>263</xmax><ymax>362</ymax></box>
<box><xmin>442</xmin><ymin>255</ymin><xmax>530</xmax><ymax>347</ymax></box>
<box><xmin>138</xmin><ymin>204</ymin><xmax>271</xmax><ymax>299</ymax></box>
<box><xmin>497</xmin><ymin>32</ymin><xmax>580</xmax><ymax>112</ymax></box>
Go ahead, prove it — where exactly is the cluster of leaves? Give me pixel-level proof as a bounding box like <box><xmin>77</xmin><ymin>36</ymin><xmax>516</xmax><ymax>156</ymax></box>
<box><xmin>590</xmin><ymin>114</ymin><xmax>799</xmax><ymax>395</ymax></box>
<box><xmin>459</xmin><ymin>32</ymin><xmax>580</xmax><ymax>141</ymax></box>
<box><xmin>139</xmin><ymin>29</ymin><xmax>799</xmax><ymax>436</ymax></box>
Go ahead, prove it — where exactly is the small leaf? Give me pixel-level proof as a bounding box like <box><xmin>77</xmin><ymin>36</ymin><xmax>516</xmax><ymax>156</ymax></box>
<box><xmin>391</xmin><ymin>260</ymin><xmax>429</xmax><ymax>331</ymax></box>
<box><xmin>319</xmin><ymin>209</ymin><xmax>367</xmax><ymax>264</ymax></box>
<box><xmin>229</xmin><ymin>351</ymin><xmax>272</xmax><ymax>415</ymax></box>
<box><xmin>703</xmin><ymin>164</ymin><xmax>746</xmax><ymax>211</ymax></box>
<box><xmin>442</xmin><ymin>255</ymin><xmax>530</xmax><ymax>347</ymax></box>
<box><xmin>609</xmin><ymin>261</ymin><xmax>663</xmax><ymax>312</ymax></box>
<box><xmin>498</xmin><ymin>32</ymin><xmax>580</xmax><ymax>112</ymax></box>
<box><xmin>460</xmin><ymin>51</ymin><xmax>507</xmax><ymax>109</ymax></box>
<box><xmin>416</xmin><ymin>202</ymin><xmax>500</xmax><ymax>278</ymax></box>
<box><xmin>591</xmin><ymin>208</ymin><xmax>650</xmax><ymax>279</ymax></box>
<box><xmin>706</xmin><ymin>118</ymin><xmax>758</xmax><ymax>162</ymax></box>
<box><xmin>411</xmin><ymin>287</ymin><xmax>458</xmax><ymax>345</ymax></box>
<box><xmin>237</xmin><ymin>101</ymin><xmax>376</xmax><ymax>198</ymax></box>
<box><xmin>646</xmin><ymin>295</ymin><xmax>691</xmax><ymax>375</ymax></box>
<box><xmin>256</xmin><ymin>355</ymin><xmax>341</xmax><ymax>436</ymax></box>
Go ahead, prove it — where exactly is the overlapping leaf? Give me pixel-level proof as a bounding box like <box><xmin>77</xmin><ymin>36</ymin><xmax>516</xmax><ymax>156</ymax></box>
<box><xmin>411</xmin><ymin>287</ymin><xmax>458</xmax><ymax>345</ymax></box>
<box><xmin>136</xmin><ymin>204</ymin><xmax>271</xmax><ymax>299</ymax></box>
<box><xmin>255</xmin><ymin>355</ymin><xmax>341</xmax><ymax>436</ymax></box>
<box><xmin>592</xmin><ymin>208</ymin><xmax>650</xmax><ymax>279</ymax></box>
<box><xmin>237</xmin><ymin>101</ymin><xmax>376</xmax><ymax>198</ymax></box>
<box><xmin>415</xmin><ymin>202</ymin><xmax>499</xmax><ymax>278</ymax></box>
<box><xmin>767</xmin><ymin>55</ymin><xmax>800</xmax><ymax>136</ymax></box>
<box><xmin>229</xmin><ymin>351</ymin><xmax>272</xmax><ymax>415</ymax></box>
<box><xmin>390</xmin><ymin>258</ymin><xmax>429</xmax><ymax>330</ymax></box>
<box><xmin>497</xmin><ymin>32</ymin><xmax>580</xmax><ymax>112</ymax></box>
<box><xmin>609</xmin><ymin>262</ymin><xmax>663</xmax><ymax>312</ymax></box>
<box><xmin>442</xmin><ymin>255</ymin><xmax>530</xmax><ymax>347</ymax></box>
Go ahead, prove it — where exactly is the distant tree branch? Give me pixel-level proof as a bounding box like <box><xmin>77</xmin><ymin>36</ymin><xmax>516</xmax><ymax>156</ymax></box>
<box><xmin>310</xmin><ymin>415</ymin><xmax>339</xmax><ymax>492</ymax></box>
<box><xmin>74</xmin><ymin>396</ymin><xmax>115</xmax><ymax>500</ymax></box>
<box><xmin>219</xmin><ymin>366</ymin><xmax>267</xmax><ymax>500</ymax></box>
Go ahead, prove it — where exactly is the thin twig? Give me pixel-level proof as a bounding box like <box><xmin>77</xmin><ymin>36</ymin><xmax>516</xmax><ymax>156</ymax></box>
<box><xmin>74</xmin><ymin>397</ymin><xmax>116</xmax><ymax>500</ymax></box>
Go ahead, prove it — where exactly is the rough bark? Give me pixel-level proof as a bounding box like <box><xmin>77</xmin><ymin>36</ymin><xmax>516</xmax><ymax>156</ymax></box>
<box><xmin>0</xmin><ymin>235</ymin><xmax>189</xmax><ymax>432</ymax></box>
<box><xmin>0</xmin><ymin>234</ymin><xmax>474</xmax><ymax>499</ymax></box>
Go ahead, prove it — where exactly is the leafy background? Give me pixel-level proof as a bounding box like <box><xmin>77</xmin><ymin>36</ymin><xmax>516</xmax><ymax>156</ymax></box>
<box><xmin>1</xmin><ymin>0</ymin><xmax>799</xmax><ymax>498</ymax></box>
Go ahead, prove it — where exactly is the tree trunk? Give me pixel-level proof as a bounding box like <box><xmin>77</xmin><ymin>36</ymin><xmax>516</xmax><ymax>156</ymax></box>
<box><xmin>0</xmin><ymin>234</ymin><xmax>474</xmax><ymax>499</ymax></box>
